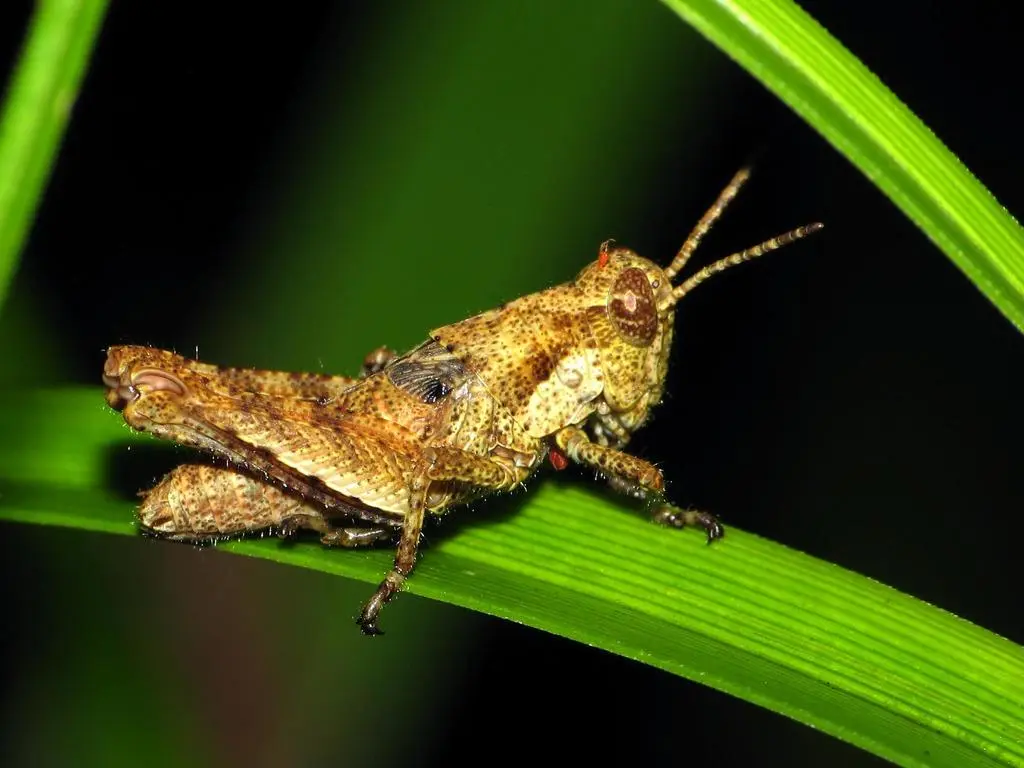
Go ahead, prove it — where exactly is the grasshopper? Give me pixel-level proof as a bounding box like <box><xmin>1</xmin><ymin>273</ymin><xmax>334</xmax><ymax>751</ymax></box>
<box><xmin>103</xmin><ymin>168</ymin><xmax>822</xmax><ymax>634</ymax></box>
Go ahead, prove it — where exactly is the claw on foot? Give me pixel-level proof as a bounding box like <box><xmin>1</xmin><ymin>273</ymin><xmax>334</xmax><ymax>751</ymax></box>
<box><xmin>276</xmin><ymin>519</ymin><xmax>303</xmax><ymax>540</ymax></box>
<box><xmin>356</xmin><ymin>615</ymin><xmax>385</xmax><ymax>636</ymax></box>
<box><xmin>651</xmin><ymin>505</ymin><xmax>724</xmax><ymax>544</ymax></box>
<box><xmin>356</xmin><ymin>569</ymin><xmax>406</xmax><ymax>636</ymax></box>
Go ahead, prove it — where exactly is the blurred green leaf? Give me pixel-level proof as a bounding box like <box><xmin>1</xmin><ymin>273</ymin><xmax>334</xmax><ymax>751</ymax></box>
<box><xmin>662</xmin><ymin>0</ymin><xmax>1024</xmax><ymax>332</ymax></box>
<box><xmin>205</xmin><ymin>1</ymin><xmax>715</xmax><ymax>369</ymax></box>
<box><xmin>0</xmin><ymin>0</ymin><xmax>109</xmax><ymax>308</ymax></box>
<box><xmin>1</xmin><ymin>388</ymin><xmax>1022</xmax><ymax>767</ymax></box>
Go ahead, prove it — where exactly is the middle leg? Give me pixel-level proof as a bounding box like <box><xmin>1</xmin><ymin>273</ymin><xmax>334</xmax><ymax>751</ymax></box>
<box><xmin>354</xmin><ymin>446</ymin><xmax>527</xmax><ymax>635</ymax></box>
<box><xmin>356</xmin><ymin>468</ymin><xmax>429</xmax><ymax>636</ymax></box>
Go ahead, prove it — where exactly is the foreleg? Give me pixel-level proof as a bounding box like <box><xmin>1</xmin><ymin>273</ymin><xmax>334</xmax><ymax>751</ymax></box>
<box><xmin>554</xmin><ymin>426</ymin><xmax>723</xmax><ymax>542</ymax></box>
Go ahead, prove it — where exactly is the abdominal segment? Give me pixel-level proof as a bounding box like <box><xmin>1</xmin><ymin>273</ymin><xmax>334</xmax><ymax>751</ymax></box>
<box><xmin>138</xmin><ymin>463</ymin><xmax>330</xmax><ymax>540</ymax></box>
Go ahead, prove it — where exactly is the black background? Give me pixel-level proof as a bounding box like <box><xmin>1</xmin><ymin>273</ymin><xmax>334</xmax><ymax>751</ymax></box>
<box><xmin>1</xmin><ymin>2</ymin><xmax>1021</xmax><ymax>766</ymax></box>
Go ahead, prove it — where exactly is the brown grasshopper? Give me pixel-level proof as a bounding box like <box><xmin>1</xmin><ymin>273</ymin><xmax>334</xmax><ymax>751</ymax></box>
<box><xmin>103</xmin><ymin>168</ymin><xmax>822</xmax><ymax>634</ymax></box>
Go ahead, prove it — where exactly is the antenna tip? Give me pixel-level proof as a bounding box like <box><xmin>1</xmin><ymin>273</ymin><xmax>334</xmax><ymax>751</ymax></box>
<box><xmin>805</xmin><ymin>222</ymin><xmax>825</xmax><ymax>234</ymax></box>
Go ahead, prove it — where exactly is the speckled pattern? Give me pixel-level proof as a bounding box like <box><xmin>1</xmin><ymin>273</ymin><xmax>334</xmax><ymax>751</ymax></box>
<box><xmin>431</xmin><ymin>247</ymin><xmax>675</xmax><ymax>440</ymax></box>
<box><xmin>103</xmin><ymin>171</ymin><xmax>822</xmax><ymax>633</ymax></box>
<box><xmin>142</xmin><ymin>462</ymin><xmax>397</xmax><ymax>547</ymax></box>
<box><xmin>140</xmin><ymin>463</ymin><xmax>312</xmax><ymax>539</ymax></box>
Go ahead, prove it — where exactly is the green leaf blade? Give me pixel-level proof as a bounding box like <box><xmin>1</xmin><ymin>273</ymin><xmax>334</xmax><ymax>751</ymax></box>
<box><xmin>1</xmin><ymin>389</ymin><xmax>1021</xmax><ymax>767</ymax></box>
<box><xmin>662</xmin><ymin>0</ymin><xmax>1024</xmax><ymax>332</ymax></box>
<box><xmin>0</xmin><ymin>0</ymin><xmax>110</xmax><ymax>307</ymax></box>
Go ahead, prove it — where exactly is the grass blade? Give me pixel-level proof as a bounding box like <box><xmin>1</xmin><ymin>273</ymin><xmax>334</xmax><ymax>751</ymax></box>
<box><xmin>1</xmin><ymin>388</ymin><xmax>1021</xmax><ymax>766</ymax></box>
<box><xmin>0</xmin><ymin>0</ymin><xmax>110</xmax><ymax>307</ymax></box>
<box><xmin>662</xmin><ymin>0</ymin><xmax>1024</xmax><ymax>331</ymax></box>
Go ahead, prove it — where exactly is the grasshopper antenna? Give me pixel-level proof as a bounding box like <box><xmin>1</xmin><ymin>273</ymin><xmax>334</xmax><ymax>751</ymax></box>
<box><xmin>666</xmin><ymin>222</ymin><xmax>824</xmax><ymax>307</ymax></box>
<box><xmin>664</xmin><ymin>167</ymin><xmax>752</xmax><ymax>281</ymax></box>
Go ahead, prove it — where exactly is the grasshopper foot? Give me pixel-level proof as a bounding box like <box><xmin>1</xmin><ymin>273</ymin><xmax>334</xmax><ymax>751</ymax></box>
<box><xmin>276</xmin><ymin>517</ymin><xmax>305</xmax><ymax>540</ymax></box>
<box><xmin>356</xmin><ymin>569</ymin><xmax>406</xmax><ymax>636</ymax></box>
<box><xmin>356</xmin><ymin>615</ymin><xmax>384</xmax><ymax>636</ymax></box>
<box><xmin>321</xmin><ymin>526</ymin><xmax>394</xmax><ymax>548</ymax></box>
<box><xmin>651</xmin><ymin>505</ymin><xmax>724</xmax><ymax>544</ymax></box>
<box><xmin>361</xmin><ymin>346</ymin><xmax>395</xmax><ymax>377</ymax></box>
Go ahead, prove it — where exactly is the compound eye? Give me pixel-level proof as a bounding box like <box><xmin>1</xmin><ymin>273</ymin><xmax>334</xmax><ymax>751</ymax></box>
<box><xmin>608</xmin><ymin>267</ymin><xmax>657</xmax><ymax>346</ymax></box>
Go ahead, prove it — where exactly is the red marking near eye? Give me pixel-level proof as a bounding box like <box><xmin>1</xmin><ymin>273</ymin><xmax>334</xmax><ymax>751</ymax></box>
<box><xmin>598</xmin><ymin>239</ymin><xmax>615</xmax><ymax>268</ymax></box>
<box><xmin>548</xmin><ymin>448</ymin><xmax>569</xmax><ymax>471</ymax></box>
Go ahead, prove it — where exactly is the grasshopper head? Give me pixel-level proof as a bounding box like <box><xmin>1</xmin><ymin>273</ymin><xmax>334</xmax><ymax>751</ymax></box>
<box><xmin>572</xmin><ymin>245</ymin><xmax>678</xmax><ymax>423</ymax></box>
<box><xmin>574</xmin><ymin>169</ymin><xmax>822</xmax><ymax>431</ymax></box>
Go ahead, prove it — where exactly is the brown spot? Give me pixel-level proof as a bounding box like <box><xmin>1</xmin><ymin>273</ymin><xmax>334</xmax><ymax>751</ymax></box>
<box><xmin>550</xmin><ymin>314</ymin><xmax>572</xmax><ymax>332</ymax></box>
